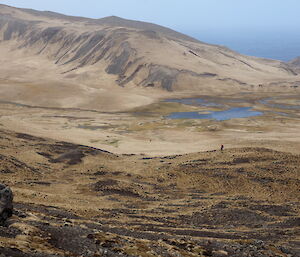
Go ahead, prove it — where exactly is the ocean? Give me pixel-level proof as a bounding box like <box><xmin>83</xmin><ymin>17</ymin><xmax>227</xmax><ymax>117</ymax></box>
<box><xmin>192</xmin><ymin>29</ymin><xmax>300</xmax><ymax>62</ymax></box>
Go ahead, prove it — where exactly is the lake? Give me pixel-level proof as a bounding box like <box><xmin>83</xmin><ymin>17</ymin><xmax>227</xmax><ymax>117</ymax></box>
<box><xmin>167</xmin><ymin>107</ymin><xmax>263</xmax><ymax>121</ymax></box>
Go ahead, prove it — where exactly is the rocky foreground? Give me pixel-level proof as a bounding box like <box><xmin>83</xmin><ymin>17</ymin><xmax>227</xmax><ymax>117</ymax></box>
<box><xmin>0</xmin><ymin>129</ymin><xmax>299</xmax><ymax>256</ymax></box>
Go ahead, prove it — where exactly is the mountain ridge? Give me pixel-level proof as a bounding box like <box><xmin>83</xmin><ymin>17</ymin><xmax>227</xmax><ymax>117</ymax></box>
<box><xmin>0</xmin><ymin>4</ymin><xmax>299</xmax><ymax>111</ymax></box>
<box><xmin>0</xmin><ymin>4</ymin><xmax>200</xmax><ymax>43</ymax></box>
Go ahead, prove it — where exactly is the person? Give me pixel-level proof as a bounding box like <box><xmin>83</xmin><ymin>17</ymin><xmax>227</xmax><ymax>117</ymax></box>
<box><xmin>221</xmin><ymin>144</ymin><xmax>224</xmax><ymax>151</ymax></box>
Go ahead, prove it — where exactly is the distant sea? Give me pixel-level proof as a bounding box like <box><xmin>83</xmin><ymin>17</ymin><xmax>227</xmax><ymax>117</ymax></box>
<box><xmin>191</xmin><ymin>29</ymin><xmax>300</xmax><ymax>62</ymax></box>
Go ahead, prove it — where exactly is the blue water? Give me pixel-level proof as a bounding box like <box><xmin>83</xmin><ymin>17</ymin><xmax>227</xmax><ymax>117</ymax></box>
<box><xmin>167</xmin><ymin>107</ymin><xmax>263</xmax><ymax>121</ymax></box>
<box><xmin>192</xmin><ymin>29</ymin><xmax>300</xmax><ymax>61</ymax></box>
<box><xmin>164</xmin><ymin>97</ymin><xmax>300</xmax><ymax>120</ymax></box>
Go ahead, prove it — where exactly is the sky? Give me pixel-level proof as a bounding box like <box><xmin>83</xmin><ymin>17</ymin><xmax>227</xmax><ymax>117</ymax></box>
<box><xmin>1</xmin><ymin>0</ymin><xmax>300</xmax><ymax>60</ymax></box>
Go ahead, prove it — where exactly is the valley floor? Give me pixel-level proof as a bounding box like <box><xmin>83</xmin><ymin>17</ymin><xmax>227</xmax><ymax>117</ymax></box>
<box><xmin>0</xmin><ymin>92</ymin><xmax>299</xmax><ymax>155</ymax></box>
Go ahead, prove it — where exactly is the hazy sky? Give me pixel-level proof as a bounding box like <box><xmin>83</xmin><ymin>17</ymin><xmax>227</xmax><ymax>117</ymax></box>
<box><xmin>1</xmin><ymin>0</ymin><xmax>300</xmax><ymax>60</ymax></box>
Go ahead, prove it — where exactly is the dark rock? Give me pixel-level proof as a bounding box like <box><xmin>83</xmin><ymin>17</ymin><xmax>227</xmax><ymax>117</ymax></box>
<box><xmin>0</xmin><ymin>184</ymin><xmax>13</xmax><ymax>225</ymax></box>
<box><xmin>13</xmin><ymin>209</ymin><xmax>26</xmax><ymax>218</ymax></box>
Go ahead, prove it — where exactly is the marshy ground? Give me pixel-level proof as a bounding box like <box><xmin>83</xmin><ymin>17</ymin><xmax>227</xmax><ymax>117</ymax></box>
<box><xmin>0</xmin><ymin>92</ymin><xmax>299</xmax><ymax>155</ymax></box>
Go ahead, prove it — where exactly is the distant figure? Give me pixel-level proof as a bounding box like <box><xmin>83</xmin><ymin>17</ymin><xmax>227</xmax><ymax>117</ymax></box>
<box><xmin>221</xmin><ymin>144</ymin><xmax>224</xmax><ymax>151</ymax></box>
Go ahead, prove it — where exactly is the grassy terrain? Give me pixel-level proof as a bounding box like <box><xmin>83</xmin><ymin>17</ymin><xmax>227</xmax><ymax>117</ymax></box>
<box><xmin>0</xmin><ymin>129</ymin><xmax>299</xmax><ymax>256</ymax></box>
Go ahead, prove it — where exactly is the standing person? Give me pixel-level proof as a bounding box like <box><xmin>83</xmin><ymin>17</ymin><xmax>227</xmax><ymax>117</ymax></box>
<box><xmin>221</xmin><ymin>144</ymin><xmax>224</xmax><ymax>151</ymax></box>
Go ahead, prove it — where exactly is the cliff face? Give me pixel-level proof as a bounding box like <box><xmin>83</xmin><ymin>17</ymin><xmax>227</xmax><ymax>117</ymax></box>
<box><xmin>0</xmin><ymin>4</ymin><xmax>298</xmax><ymax>110</ymax></box>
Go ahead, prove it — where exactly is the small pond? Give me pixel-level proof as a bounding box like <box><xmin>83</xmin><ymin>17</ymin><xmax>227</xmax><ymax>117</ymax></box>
<box><xmin>167</xmin><ymin>107</ymin><xmax>263</xmax><ymax>121</ymax></box>
<box><xmin>164</xmin><ymin>97</ymin><xmax>299</xmax><ymax>121</ymax></box>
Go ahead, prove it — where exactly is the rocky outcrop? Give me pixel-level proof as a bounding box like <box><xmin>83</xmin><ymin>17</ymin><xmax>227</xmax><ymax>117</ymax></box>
<box><xmin>0</xmin><ymin>184</ymin><xmax>13</xmax><ymax>225</ymax></box>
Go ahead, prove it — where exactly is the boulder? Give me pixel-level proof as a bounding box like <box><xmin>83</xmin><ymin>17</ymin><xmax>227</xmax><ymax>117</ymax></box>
<box><xmin>0</xmin><ymin>184</ymin><xmax>13</xmax><ymax>225</ymax></box>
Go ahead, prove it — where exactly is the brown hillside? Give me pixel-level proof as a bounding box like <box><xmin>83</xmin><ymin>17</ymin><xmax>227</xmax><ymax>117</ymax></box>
<box><xmin>0</xmin><ymin>129</ymin><xmax>299</xmax><ymax>256</ymax></box>
<box><xmin>0</xmin><ymin>4</ymin><xmax>299</xmax><ymax>111</ymax></box>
